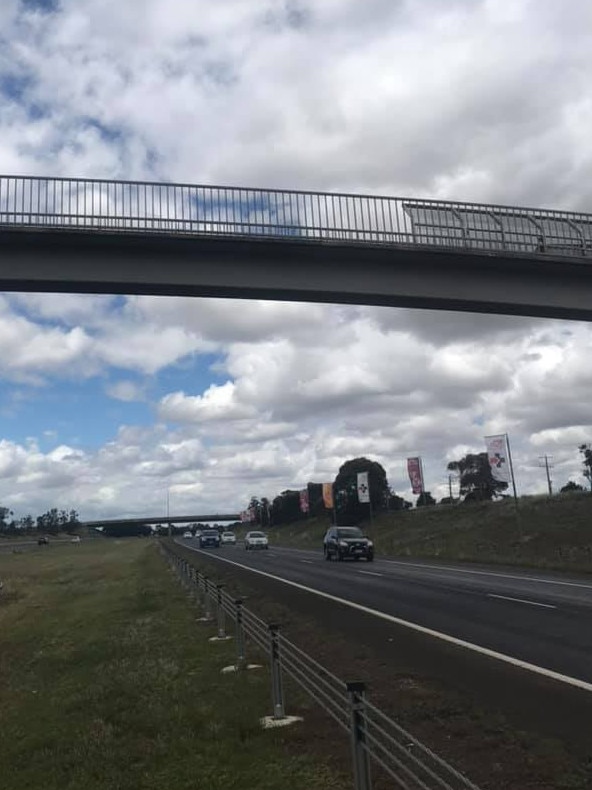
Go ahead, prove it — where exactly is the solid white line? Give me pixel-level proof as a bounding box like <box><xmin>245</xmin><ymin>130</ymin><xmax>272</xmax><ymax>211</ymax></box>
<box><xmin>381</xmin><ymin>559</ymin><xmax>592</xmax><ymax>590</ymax></box>
<box><xmin>182</xmin><ymin>544</ymin><xmax>592</xmax><ymax>694</ymax></box>
<box><xmin>487</xmin><ymin>593</ymin><xmax>557</xmax><ymax>609</ymax></box>
<box><xmin>300</xmin><ymin>560</ymin><xmax>313</xmax><ymax>564</ymax></box>
<box><xmin>358</xmin><ymin>570</ymin><xmax>383</xmax><ymax>577</ymax></box>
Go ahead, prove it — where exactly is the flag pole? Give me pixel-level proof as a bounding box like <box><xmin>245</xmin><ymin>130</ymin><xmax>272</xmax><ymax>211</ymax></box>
<box><xmin>505</xmin><ymin>433</ymin><xmax>518</xmax><ymax>505</ymax></box>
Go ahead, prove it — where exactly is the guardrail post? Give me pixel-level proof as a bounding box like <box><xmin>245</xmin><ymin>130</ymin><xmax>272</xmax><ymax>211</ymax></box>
<box><xmin>235</xmin><ymin>598</ymin><xmax>246</xmax><ymax>670</ymax></box>
<box><xmin>269</xmin><ymin>623</ymin><xmax>285</xmax><ymax>720</ymax></box>
<box><xmin>346</xmin><ymin>681</ymin><xmax>372</xmax><ymax>790</ymax></box>
<box><xmin>216</xmin><ymin>584</ymin><xmax>226</xmax><ymax>639</ymax></box>
<box><xmin>197</xmin><ymin>576</ymin><xmax>213</xmax><ymax>622</ymax></box>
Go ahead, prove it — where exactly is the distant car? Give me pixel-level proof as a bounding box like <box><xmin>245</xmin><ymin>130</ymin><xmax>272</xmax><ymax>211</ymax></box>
<box><xmin>323</xmin><ymin>526</ymin><xmax>374</xmax><ymax>562</ymax></box>
<box><xmin>70</xmin><ymin>536</ymin><xmax>81</xmax><ymax>543</ymax></box>
<box><xmin>37</xmin><ymin>536</ymin><xmax>49</xmax><ymax>545</ymax></box>
<box><xmin>199</xmin><ymin>529</ymin><xmax>221</xmax><ymax>548</ymax></box>
<box><xmin>220</xmin><ymin>531</ymin><xmax>236</xmax><ymax>545</ymax></box>
<box><xmin>244</xmin><ymin>531</ymin><xmax>269</xmax><ymax>550</ymax></box>
<box><xmin>194</xmin><ymin>530</ymin><xmax>202</xmax><ymax>539</ymax></box>
<box><xmin>182</xmin><ymin>531</ymin><xmax>193</xmax><ymax>539</ymax></box>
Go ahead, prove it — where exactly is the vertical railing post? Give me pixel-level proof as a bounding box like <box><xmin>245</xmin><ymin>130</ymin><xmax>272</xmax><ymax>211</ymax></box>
<box><xmin>268</xmin><ymin>624</ymin><xmax>285</xmax><ymax>720</ymax></box>
<box><xmin>216</xmin><ymin>584</ymin><xmax>226</xmax><ymax>639</ymax></box>
<box><xmin>235</xmin><ymin>598</ymin><xmax>246</xmax><ymax>670</ymax></box>
<box><xmin>346</xmin><ymin>681</ymin><xmax>372</xmax><ymax>790</ymax></box>
<box><xmin>205</xmin><ymin>578</ymin><xmax>213</xmax><ymax>620</ymax></box>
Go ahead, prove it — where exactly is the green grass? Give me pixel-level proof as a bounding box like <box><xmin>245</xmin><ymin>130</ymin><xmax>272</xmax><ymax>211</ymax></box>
<box><xmin>261</xmin><ymin>492</ymin><xmax>592</xmax><ymax>573</ymax></box>
<box><xmin>0</xmin><ymin>540</ymin><xmax>348</xmax><ymax>790</ymax></box>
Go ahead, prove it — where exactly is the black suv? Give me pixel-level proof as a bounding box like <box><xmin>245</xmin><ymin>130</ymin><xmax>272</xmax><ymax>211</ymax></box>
<box><xmin>323</xmin><ymin>526</ymin><xmax>374</xmax><ymax>562</ymax></box>
<box><xmin>199</xmin><ymin>529</ymin><xmax>221</xmax><ymax>548</ymax></box>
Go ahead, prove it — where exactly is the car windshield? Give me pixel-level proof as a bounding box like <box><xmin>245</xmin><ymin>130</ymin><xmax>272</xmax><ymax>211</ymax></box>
<box><xmin>203</xmin><ymin>530</ymin><xmax>219</xmax><ymax>537</ymax></box>
<box><xmin>336</xmin><ymin>528</ymin><xmax>363</xmax><ymax>538</ymax></box>
<box><xmin>222</xmin><ymin>532</ymin><xmax>234</xmax><ymax>537</ymax></box>
<box><xmin>249</xmin><ymin>532</ymin><xmax>265</xmax><ymax>538</ymax></box>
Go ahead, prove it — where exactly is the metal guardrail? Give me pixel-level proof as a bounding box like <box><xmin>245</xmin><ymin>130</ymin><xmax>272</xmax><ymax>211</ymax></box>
<box><xmin>160</xmin><ymin>541</ymin><xmax>482</xmax><ymax>790</ymax></box>
<box><xmin>1</xmin><ymin>174</ymin><xmax>591</xmax><ymax>259</ymax></box>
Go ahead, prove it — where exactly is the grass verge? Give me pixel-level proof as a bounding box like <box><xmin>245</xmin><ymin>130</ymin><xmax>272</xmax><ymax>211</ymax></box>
<box><xmin>0</xmin><ymin>539</ymin><xmax>349</xmax><ymax>790</ymax></box>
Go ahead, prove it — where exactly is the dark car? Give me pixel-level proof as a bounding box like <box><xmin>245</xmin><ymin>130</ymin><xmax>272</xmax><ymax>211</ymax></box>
<box><xmin>37</xmin><ymin>536</ymin><xmax>50</xmax><ymax>545</ymax></box>
<box><xmin>199</xmin><ymin>529</ymin><xmax>221</xmax><ymax>549</ymax></box>
<box><xmin>323</xmin><ymin>526</ymin><xmax>374</xmax><ymax>562</ymax></box>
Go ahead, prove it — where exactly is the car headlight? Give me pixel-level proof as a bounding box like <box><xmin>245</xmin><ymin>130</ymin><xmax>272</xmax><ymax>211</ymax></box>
<box><xmin>339</xmin><ymin>540</ymin><xmax>348</xmax><ymax>547</ymax></box>
<box><xmin>367</xmin><ymin>541</ymin><xmax>373</xmax><ymax>547</ymax></box>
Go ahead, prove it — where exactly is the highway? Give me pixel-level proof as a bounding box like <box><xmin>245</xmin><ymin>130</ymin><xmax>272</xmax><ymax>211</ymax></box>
<box><xmin>176</xmin><ymin>540</ymin><xmax>592</xmax><ymax>689</ymax></box>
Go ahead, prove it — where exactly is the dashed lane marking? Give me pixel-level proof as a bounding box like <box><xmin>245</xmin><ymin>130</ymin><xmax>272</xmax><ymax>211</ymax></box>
<box><xmin>487</xmin><ymin>594</ymin><xmax>557</xmax><ymax>609</ymax></box>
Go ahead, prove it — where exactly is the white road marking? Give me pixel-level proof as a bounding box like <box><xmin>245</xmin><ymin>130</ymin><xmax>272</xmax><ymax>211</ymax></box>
<box><xmin>380</xmin><ymin>559</ymin><xmax>592</xmax><ymax>590</ymax></box>
<box><xmin>300</xmin><ymin>560</ymin><xmax>313</xmax><ymax>564</ymax></box>
<box><xmin>181</xmin><ymin>544</ymin><xmax>592</xmax><ymax>694</ymax></box>
<box><xmin>358</xmin><ymin>570</ymin><xmax>383</xmax><ymax>577</ymax></box>
<box><xmin>487</xmin><ymin>594</ymin><xmax>557</xmax><ymax>609</ymax></box>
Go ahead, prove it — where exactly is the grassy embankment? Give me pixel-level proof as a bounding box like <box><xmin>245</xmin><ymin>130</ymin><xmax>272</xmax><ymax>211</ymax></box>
<box><xmin>0</xmin><ymin>539</ymin><xmax>348</xmax><ymax>790</ymax></box>
<box><xmin>264</xmin><ymin>492</ymin><xmax>592</xmax><ymax>573</ymax></box>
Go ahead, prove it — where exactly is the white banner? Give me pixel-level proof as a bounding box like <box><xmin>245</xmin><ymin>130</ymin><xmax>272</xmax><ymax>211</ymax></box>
<box><xmin>357</xmin><ymin>471</ymin><xmax>370</xmax><ymax>503</ymax></box>
<box><xmin>485</xmin><ymin>434</ymin><xmax>511</xmax><ymax>483</ymax></box>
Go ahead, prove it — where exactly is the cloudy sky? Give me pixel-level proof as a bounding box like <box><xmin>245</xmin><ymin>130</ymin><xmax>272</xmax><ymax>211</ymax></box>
<box><xmin>1</xmin><ymin>0</ymin><xmax>591</xmax><ymax>521</ymax></box>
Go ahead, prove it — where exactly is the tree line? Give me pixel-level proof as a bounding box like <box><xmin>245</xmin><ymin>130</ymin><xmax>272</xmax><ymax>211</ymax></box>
<box><xmin>244</xmin><ymin>444</ymin><xmax>592</xmax><ymax>528</ymax></box>
<box><xmin>0</xmin><ymin>507</ymin><xmax>80</xmax><ymax>537</ymax></box>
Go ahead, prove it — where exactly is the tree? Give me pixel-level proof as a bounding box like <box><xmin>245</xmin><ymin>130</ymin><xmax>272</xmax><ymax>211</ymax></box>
<box><xmin>560</xmin><ymin>480</ymin><xmax>585</xmax><ymax>493</ymax></box>
<box><xmin>578</xmin><ymin>444</ymin><xmax>592</xmax><ymax>491</ymax></box>
<box><xmin>0</xmin><ymin>507</ymin><xmax>14</xmax><ymax>535</ymax></box>
<box><xmin>271</xmin><ymin>490</ymin><xmax>302</xmax><ymax>525</ymax></box>
<box><xmin>447</xmin><ymin>452</ymin><xmax>508</xmax><ymax>502</ymax></box>
<box><xmin>333</xmin><ymin>457</ymin><xmax>390</xmax><ymax>525</ymax></box>
<box><xmin>307</xmin><ymin>483</ymin><xmax>324</xmax><ymax>517</ymax></box>
<box><xmin>389</xmin><ymin>493</ymin><xmax>413</xmax><ymax>511</ymax></box>
<box><xmin>260</xmin><ymin>497</ymin><xmax>272</xmax><ymax>527</ymax></box>
<box><xmin>416</xmin><ymin>491</ymin><xmax>436</xmax><ymax>507</ymax></box>
<box><xmin>37</xmin><ymin>508</ymin><xmax>61</xmax><ymax>535</ymax></box>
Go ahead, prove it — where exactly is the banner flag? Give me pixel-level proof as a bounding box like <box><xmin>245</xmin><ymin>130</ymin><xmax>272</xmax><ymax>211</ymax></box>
<box><xmin>322</xmin><ymin>482</ymin><xmax>334</xmax><ymax>509</ymax></box>
<box><xmin>407</xmin><ymin>457</ymin><xmax>424</xmax><ymax>494</ymax></box>
<box><xmin>299</xmin><ymin>488</ymin><xmax>309</xmax><ymax>513</ymax></box>
<box><xmin>357</xmin><ymin>471</ymin><xmax>370</xmax><ymax>503</ymax></box>
<box><xmin>485</xmin><ymin>434</ymin><xmax>511</xmax><ymax>483</ymax></box>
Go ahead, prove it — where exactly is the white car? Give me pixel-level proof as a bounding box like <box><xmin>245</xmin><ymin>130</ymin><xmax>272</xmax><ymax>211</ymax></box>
<box><xmin>244</xmin><ymin>531</ymin><xmax>269</xmax><ymax>550</ymax></box>
<box><xmin>182</xmin><ymin>531</ymin><xmax>193</xmax><ymax>539</ymax></box>
<box><xmin>220</xmin><ymin>531</ymin><xmax>237</xmax><ymax>545</ymax></box>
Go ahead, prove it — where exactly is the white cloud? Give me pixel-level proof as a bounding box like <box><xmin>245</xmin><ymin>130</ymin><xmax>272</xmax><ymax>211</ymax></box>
<box><xmin>1</xmin><ymin>1</ymin><xmax>592</xmax><ymax>518</ymax></box>
<box><xmin>105</xmin><ymin>380</ymin><xmax>145</xmax><ymax>402</ymax></box>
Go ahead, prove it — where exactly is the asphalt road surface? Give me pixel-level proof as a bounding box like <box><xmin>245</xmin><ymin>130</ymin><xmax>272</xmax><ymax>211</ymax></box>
<box><xmin>178</xmin><ymin>540</ymin><xmax>592</xmax><ymax>689</ymax></box>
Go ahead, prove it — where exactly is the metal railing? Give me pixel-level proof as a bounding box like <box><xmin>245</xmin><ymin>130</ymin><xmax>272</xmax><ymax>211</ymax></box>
<box><xmin>160</xmin><ymin>541</ymin><xmax>482</xmax><ymax>790</ymax></box>
<box><xmin>1</xmin><ymin>173</ymin><xmax>591</xmax><ymax>259</ymax></box>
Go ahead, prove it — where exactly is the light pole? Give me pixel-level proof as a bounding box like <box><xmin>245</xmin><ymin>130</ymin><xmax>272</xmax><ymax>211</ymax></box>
<box><xmin>167</xmin><ymin>489</ymin><xmax>171</xmax><ymax>538</ymax></box>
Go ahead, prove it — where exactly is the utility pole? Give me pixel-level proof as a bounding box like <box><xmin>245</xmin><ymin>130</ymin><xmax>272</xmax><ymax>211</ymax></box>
<box><xmin>538</xmin><ymin>455</ymin><xmax>553</xmax><ymax>496</ymax></box>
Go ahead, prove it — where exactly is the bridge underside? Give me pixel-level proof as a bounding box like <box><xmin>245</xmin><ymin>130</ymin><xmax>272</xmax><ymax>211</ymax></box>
<box><xmin>2</xmin><ymin>227</ymin><xmax>592</xmax><ymax>321</ymax></box>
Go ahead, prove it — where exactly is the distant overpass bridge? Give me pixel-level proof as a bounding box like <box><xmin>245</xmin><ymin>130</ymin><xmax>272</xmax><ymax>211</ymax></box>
<box><xmin>1</xmin><ymin>175</ymin><xmax>592</xmax><ymax>320</ymax></box>
<box><xmin>82</xmin><ymin>514</ymin><xmax>240</xmax><ymax>528</ymax></box>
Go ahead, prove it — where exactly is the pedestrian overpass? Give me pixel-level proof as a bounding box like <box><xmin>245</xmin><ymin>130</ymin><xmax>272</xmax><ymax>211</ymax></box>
<box><xmin>82</xmin><ymin>514</ymin><xmax>240</xmax><ymax>528</ymax></box>
<box><xmin>1</xmin><ymin>174</ymin><xmax>592</xmax><ymax>320</ymax></box>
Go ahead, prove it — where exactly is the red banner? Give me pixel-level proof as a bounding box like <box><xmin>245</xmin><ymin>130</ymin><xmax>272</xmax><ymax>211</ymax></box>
<box><xmin>299</xmin><ymin>489</ymin><xmax>309</xmax><ymax>513</ymax></box>
<box><xmin>407</xmin><ymin>457</ymin><xmax>424</xmax><ymax>495</ymax></box>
